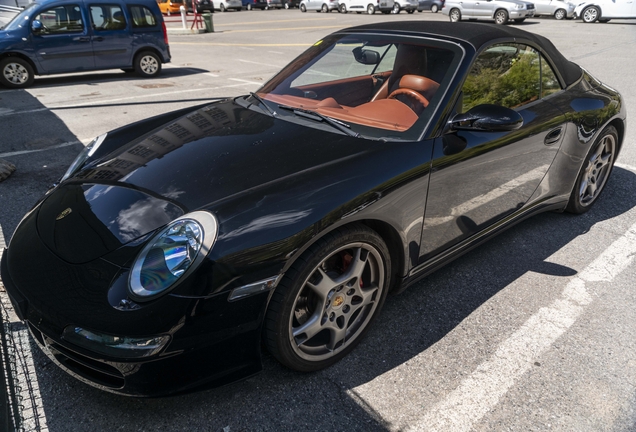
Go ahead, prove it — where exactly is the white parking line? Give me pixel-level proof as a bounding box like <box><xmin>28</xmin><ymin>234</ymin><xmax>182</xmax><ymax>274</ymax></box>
<box><xmin>229</xmin><ymin>78</ymin><xmax>263</xmax><ymax>86</ymax></box>
<box><xmin>0</xmin><ymin>140</ymin><xmax>83</xmax><ymax>159</ymax></box>
<box><xmin>409</xmin><ymin>218</ymin><xmax>636</xmax><ymax>431</ymax></box>
<box><xmin>238</xmin><ymin>58</ymin><xmax>285</xmax><ymax>68</ymax></box>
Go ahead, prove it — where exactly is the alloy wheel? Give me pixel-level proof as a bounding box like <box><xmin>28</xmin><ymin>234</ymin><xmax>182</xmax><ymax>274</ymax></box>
<box><xmin>2</xmin><ymin>62</ymin><xmax>29</xmax><ymax>85</ymax></box>
<box><xmin>554</xmin><ymin>8</ymin><xmax>565</xmax><ymax>19</ymax></box>
<box><xmin>578</xmin><ymin>132</ymin><xmax>616</xmax><ymax>207</ymax></box>
<box><xmin>140</xmin><ymin>55</ymin><xmax>159</xmax><ymax>75</ymax></box>
<box><xmin>582</xmin><ymin>6</ymin><xmax>598</xmax><ymax>22</ymax></box>
<box><xmin>449</xmin><ymin>8</ymin><xmax>460</xmax><ymax>21</ymax></box>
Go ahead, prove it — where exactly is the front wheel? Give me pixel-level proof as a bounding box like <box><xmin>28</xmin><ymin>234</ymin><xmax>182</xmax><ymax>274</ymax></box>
<box><xmin>430</xmin><ymin>3</ymin><xmax>438</xmax><ymax>12</ymax></box>
<box><xmin>339</xmin><ymin>3</ymin><xmax>347</xmax><ymax>12</ymax></box>
<box><xmin>264</xmin><ymin>225</ymin><xmax>391</xmax><ymax>372</ymax></box>
<box><xmin>494</xmin><ymin>8</ymin><xmax>508</xmax><ymax>24</ymax></box>
<box><xmin>284</xmin><ymin>2</ymin><xmax>289</xmax><ymax>7</ymax></box>
<box><xmin>321</xmin><ymin>3</ymin><xmax>328</xmax><ymax>11</ymax></box>
<box><xmin>300</xmin><ymin>2</ymin><xmax>306</xmax><ymax>10</ymax></box>
<box><xmin>565</xmin><ymin>125</ymin><xmax>618</xmax><ymax>214</ymax></box>
<box><xmin>367</xmin><ymin>3</ymin><xmax>375</xmax><ymax>13</ymax></box>
<box><xmin>406</xmin><ymin>8</ymin><xmax>414</xmax><ymax>13</ymax></box>
<box><xmin>449</xmin><ymin>7</ymin><xmax>461</xmax><ymax>21</ymax></box>
<box><xmin>134</xmin><ymin>51</ymin><xmax>162</xmax><ymax>78</ymax></box>
<box><xmin>0</xmin><ymin>57</ymin><xmax>34</xmax><ymax>89</ymax></box>
<box><xmin>220</xmin><ymin>3</ymin><xmax>226</xmax><ymax>11</ymax></box>
<box><xmin>392</xmin><ymin>2</ymin><xmax>400</xmax><ymax>13</ymax></box>
<box><xmin>554</xmin><ymin>8</ymin><xmax>566</xmax><ymax>19</ymax></box>
<box><xmin>247</xmin><ymin>3</ymin><xmax>252</xmax><ymax>9</ymax></box>
<box><xmin>582</xmin><ymin>5</ymin><xmax>599</xmax><ymax>22</ymax></box>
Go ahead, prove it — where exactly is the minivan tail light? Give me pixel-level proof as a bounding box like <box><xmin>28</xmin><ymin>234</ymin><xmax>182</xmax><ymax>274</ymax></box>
<box><xmin>162</xmin><ymin>21</ymin><xmax>169</xmax><ymax>45</ymax></box>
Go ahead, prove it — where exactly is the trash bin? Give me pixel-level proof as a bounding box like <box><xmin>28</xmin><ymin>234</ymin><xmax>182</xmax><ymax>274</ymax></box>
<box><xmin>202</xmin><ymin>13</ymin><xmax>213</xmax><ymax>33</ymax></box>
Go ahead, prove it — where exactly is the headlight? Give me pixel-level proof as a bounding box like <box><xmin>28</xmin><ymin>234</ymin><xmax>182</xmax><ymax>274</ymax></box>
<box><xmin>60</xmin><ymin>133</ymin><xmax>107</xmax><ymax>182</ymax></box>
<box><xmin>515</xmin><ymin>3</ymin><xmax>524</xmax><ymax>8</ymax></box>
<box><xmin>129</xmin><ymin>211</ymin><xmax>218</xmax><ymax>301</ymax></box>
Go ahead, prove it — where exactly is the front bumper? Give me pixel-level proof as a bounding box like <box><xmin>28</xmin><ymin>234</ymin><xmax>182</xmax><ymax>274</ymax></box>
<box><xmin>0</xmin><ymin>213</ymin><xmax>269</xmax><ymax>397</ymax></box>
<box><xmin>509</xmin><ymin>9</ymin><xmax>535</xmax><ymax>17</ymax></box>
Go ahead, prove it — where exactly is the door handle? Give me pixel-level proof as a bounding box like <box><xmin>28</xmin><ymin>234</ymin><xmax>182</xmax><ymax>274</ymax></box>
<box><xmin>74</xmin><ymin>36</ymin><xmax>90</xmax><ymax>42</ymax></box>
<box><xmin>544</xmin><ymin>127</ymin><xmax>563</xmax><ymax>145</ymax></box>
<box><xmin>93</xmin><ymin>36</ymin><xmax>105</xmax><ymax>42</ymax></box>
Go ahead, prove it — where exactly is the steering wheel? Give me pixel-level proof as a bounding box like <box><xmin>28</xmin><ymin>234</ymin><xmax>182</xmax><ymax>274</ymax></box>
<box><xmin>387</xmin><ymin>88</ymin><xmax>429</xmax><ymax>111</ymax></box>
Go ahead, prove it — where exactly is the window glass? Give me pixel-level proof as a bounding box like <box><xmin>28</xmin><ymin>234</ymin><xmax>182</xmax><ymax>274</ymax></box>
<box><xmin>90</xmin><ymin>5</ymin><xmax>127</xmax><ymax>31</ymax></box>
<box><xmin>34</xmin><ymin>5</ymin><xmax>84</xmax><ymax>34</ymax></box>
<box><xmin>461</xmin><ymin>44</ymin><xmax>540</xmax><ymax>112</ymax></box>
<box><xmin>129</xmin><ymin>5</ymin><xmax>157</xmax><ymax>27</ymax></box>
<box><xmin>541</xmin><ymin>55</ymin><xmax>561</xmax><ymax>98</ymax></box>
<box><xmin>375</xmin><ymin>44</ymin><xmax>398</xmax><ymax>74</ymax></box>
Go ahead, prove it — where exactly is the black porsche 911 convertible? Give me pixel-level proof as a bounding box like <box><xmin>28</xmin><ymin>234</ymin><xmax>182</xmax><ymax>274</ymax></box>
<box><xmin>1</xmin><ymin>22</ymin><xmax>626</xmax><ymax>396</ymax></box>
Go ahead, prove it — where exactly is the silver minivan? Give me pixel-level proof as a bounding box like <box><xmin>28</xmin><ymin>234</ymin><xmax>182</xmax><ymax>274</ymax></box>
<box><xmin>442</xmin><ymin>0</ymin><xmax>535</xmax><ymax>23</ymax></box>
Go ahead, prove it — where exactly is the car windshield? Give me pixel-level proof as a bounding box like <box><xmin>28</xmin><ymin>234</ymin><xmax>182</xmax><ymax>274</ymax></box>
<box><xmin>257</xmin><ymin>33</ymin><xmax>462</xmax><ymax>140</ymax></box>
<box><xmin>2</xmin><ymin>3</ymin><xmax>37</xmax><ymax>31</ymax></box>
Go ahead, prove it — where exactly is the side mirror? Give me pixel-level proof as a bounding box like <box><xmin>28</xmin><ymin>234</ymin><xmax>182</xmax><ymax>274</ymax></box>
<box><xmin>449</xmin><ymin>104</ymin><xmax>523</xmax><ymax>132</ymax></box>
<box><xmin>31</xmin><ymin>20</ymin><xmax>43</xmax><ymax>34</ymax></box>
<box><xmin>352</xmin><ymin>47</ymin><xmax>381</xmax><ymax>65</ymax></box>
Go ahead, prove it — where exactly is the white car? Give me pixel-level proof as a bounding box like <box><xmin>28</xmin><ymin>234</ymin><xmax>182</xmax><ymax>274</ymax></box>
<box><xmin>575</xmin><ymin>0</ymin><xmax>636</xmax><ymax>22</ymax></box>
<box><xmin>300</xmin><ymin>0</ymin><xmax>339</xmax><ymax>11</ymax></box>
<box><xmin>338</xmin><ymin>0</ymin><xmax>395</xmax><ymax>13</ymax></box>
<box><xmin>214</xmin><ymin>0</ymin><xmax>243</xmax><ymax>10</ymax></box>
<box><xmin>532</xmin><ymin>0</ymin><xmax>575</xmax><ymax>18</ymax></box>
<box><xmin>442</xmin><ymin>0</ymin><xmax>536</xmax><ymax>23</ymax></box>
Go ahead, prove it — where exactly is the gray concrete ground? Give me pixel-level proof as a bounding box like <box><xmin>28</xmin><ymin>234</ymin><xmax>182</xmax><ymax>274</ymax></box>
<box><xmin>1</xmin><ymin>10</ymin><xmax>636</xmax><ymax>432</ymax></box>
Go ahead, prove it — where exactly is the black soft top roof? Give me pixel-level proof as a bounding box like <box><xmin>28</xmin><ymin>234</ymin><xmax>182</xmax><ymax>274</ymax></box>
<box><xmin>344</xmin><ymin>21</ymin><xmax>582</xmax><ymax>87</ymax></box>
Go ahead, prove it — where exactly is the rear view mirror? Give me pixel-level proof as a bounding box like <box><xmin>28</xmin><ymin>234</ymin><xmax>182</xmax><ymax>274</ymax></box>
<box><xmin>352</xmin><ymin>47</ymin><xmax>381</xmax><ymax>65</ymax></box>
<box><xmin>31</xmin><ymin>20</ymin><xmax>43</xmax><ymax>34</ymax></box>
<box><xmin>449</xmin><ymin>104</ymin><xmax>523</xmax><ymax>132</ymax></box>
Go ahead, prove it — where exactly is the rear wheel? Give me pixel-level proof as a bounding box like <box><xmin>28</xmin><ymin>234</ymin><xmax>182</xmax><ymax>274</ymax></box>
<box><xmin>285</xmin><ymin>1</ymin><xmax>289</xmax><ymax>7</ymax></box>
<box><xmin>321</xmin><ymin>3</ymin><xmax>328</xmax><ymax>11</ymax></box>
<box><xmin>300</xmin><ymin>2</ymin><xmax>306</xmax><ymax>10</ymax></box>
<box><xmin>582</xmin><ymin>5</ymin><xmax>599</xmax><ymax>22</ymax></box>
<box><xmin>0</xmin><ymin>57</ymin><xmax>34</xmax><ymax>89</ymax></box>
<box><xmin>339</xmin><ymin>3</ymin><xmax>347</xmax><ymax>12</ymax></box>
<box><xmin>407</xmin><ymin>8</ymin><xmax>414</xmax><ymax>13</ymax></box>
<box><xmin>565</xmin><ymin>126</ymin><xmax>618</xmax><ymax>214</ymax></box>
<box><xmin>449</xmin><ymin>7</ymin><xmax>461</xmax><ymax>21</ymax></box>
<box><xmin>494</xmin><ymin>8</ymin><xmax>508</xmax><ymax>24</ymax></box>
<box><xmin>554</xmin><ymin>8</ymin><xmax>566</xmax><ymax>19</ymax></box>
<box><xmin>220</xmin><ymin>3</ymin><xmax>226</xmax><ymax>11</ymax></box>
<box><xmin>247</xmin><ymin>3</ymin><xmax>252</xmax><ymax>9</ymax></box>
<box><xmin>392</xmin><ymin>2</ymin><xmax>400</xmax><ymax>13</ymax></box>
<box><xmin>430</xmin><ymin>3</ymin><xmax>438</xmax><ymax>12</ymax></box>
<box><xmin>367</xmin><ymin>3</ymin><xmax>375</xmax><ymax>13</ymax></box>
<box><xmin>134</xmin><ymin>51</ymin><xmax>161</xmax><ymax>78</ymax></box>
<box><xmin>264</xmin><ymin>225</ymin><xmax>391</xmax><ymax>372</ymax></box>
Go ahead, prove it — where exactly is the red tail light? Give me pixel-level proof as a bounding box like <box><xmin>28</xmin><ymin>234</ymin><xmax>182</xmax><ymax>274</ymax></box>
<box><xmin>162</xmin><ymin>21</ymin><xmax>169</xmax><ymax>45</ymax></box>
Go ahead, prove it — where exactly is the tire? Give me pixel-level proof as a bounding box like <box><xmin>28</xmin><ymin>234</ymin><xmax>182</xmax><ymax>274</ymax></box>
<box><xmin>220</xmin><ymin>3</ymin><xmax>226</xmax><ymax>11</ymax></box>
<box><xmin>554</xmin><ymin>8</ymin><xmax>566</xmax><ymax>19</ymax></box>
<box><xmin>0</xmin><ymin>57</ymin><xmax>35</xmax><ymax>89</ymax></box>
<box><xmin>321</xmin><ymin>3</ymin><xmax>328</xmax><ymax>11</ymax></box>
<box><xmin>431</xmin><ymin>3</ymin><xmax>438</xmax><ymax>12</ymax></box>
<box><xmin>392</xmin><ymin>2</ymin><xmax>400</xmax><ymax>13</ymax></box>
<box><xmin>582</xmin><ymin>5</ymin><xmax>599</xmax><ymax>22</ymax></box>
<box><xmin>339</xmin><ymin>3</ymin><xmax>347</xmax><ymax>12</ymax></box>
<box><xmin>264</xmin><ymin>225</ymin><xmax>391</xmax><ymax>372</ymax></box>
<box><xmin>513</xmin><ymin>17</ymin><xmax>525</xmax><ymax>22</ymax></box>
<box><xmin>134</xmin><ymin>51</ymin><xmax>162</xmax><ymax>78</ymax></box>
<box><xmin>494</xmin><ymin>8</ymin><xmax>508</xmax><ymax>24</ymax></box>
<box><xmin>367</xmin><ymin>3</ymin><xmax>375</xmax><ymax>13</ymax></box>
<box><xmin>407</xmin><ymin>8</ymin><xmax>414</xmax><ymax>13</ymax></box>
<box><xmin>300</xmin><ymin>2</ymin><xmax>306</xmax><ymax>10</ymax></box>
<box><xmin>247</xmin><ymin>3</ymin><xmax>252</xmax><ymax>9</ymax></box>
<box><xmin>565</xmin><ymin>125</ymin><xmax>618</xmax><ymax>214</ymax></box>
<box><xmin>449</xmin><ymin>7</ymin><xmax>461</xmax><ymax>21</ymax></box>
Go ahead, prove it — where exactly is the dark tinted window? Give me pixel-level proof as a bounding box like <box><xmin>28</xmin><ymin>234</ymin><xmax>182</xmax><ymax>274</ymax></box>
<box><xmin>34</xmin><ymin>5</ymin><xmax>84</xmax><ymax>34</ymax></box>
<box><xmin>541</xmin><ymin>55</ymin><xmax>561</xmax><ymax>98</ymax></box>
<box><xmin>90</xmin><ymin>4</ymin><xmax>127</xmax><ymax>31</ymax></box>
<box><xmin>129</xmin><ymin>5</ymin><xmax>157</xmax><ymax>27</ymax></box>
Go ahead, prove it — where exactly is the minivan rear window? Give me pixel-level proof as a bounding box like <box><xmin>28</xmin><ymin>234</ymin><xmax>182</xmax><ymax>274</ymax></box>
<box><xmin>128</xmin><ymin>5</ymin><xmax>157</xmax><ymax>27</ymax></box>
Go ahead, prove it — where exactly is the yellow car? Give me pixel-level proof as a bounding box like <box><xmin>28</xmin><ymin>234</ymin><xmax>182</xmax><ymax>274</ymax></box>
<box><xmin>158</xmin><ymin>0</ymin><xmax>186</xmax><ymax>14</ymax></box>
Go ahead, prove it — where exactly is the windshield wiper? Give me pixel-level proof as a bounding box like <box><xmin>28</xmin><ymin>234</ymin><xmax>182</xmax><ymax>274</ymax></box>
<box><xmin>278</xmin><ymin>105</ymin><xmax>359</xmax><ymax>138</ymax></box>
<box><xmin>248</xmin><ymin>92</ymin><xmax>277</xmax><ymax>117</ymax></box>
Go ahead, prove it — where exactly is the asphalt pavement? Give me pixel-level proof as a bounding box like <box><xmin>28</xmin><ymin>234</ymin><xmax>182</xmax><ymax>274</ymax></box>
<box><xmin>1</xmin><ymin>10</ymin><xmax>636</xmax><ymax>432</ymax></box>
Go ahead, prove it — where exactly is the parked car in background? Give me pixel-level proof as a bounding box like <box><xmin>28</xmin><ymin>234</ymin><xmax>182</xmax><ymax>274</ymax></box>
<box><xmin>300</xmin><ymin>0</ymin><xmax>338</xmax><ymax>11</ymax></box>
<box><xmin>338</xmin><ymin>0</ymin><xmax>394</xmax><ymax>12</ymax></box>
<box><xmin>575</xmin><ymin>0</ymin><xmax>636</xmax><ymax>22</ymax></box>
<box><xmin>392</xmin><ymin>0</ymin><xmax>417</xmax><ymax>13</ymax></box>
<box><xmin>243</xmin><ymin>0</ymin><xmax>268</xmax><ymax>8</ymax></box>
<box><xmin>213</xmin><ymin>0</ymin><xmax>242</xmax><ymax>10</ymax></box>
<box><xmin>0</xmin><ymin>0</ymin><xmax>170</xmax><ymax>88</ymax></box>
<box><xmin>418</xmin><ymin>0</ymin><xmax>443</xmax><ymax>12</ymax></box>
<box><xmin>186</xmin><ymin>0</ymin><xmax>215</xmax><ymax>13</ymax></box>
<box><xmin>283</xmin><ymin>0</ymin><xmax>300</xmax><ymax>7</ymax></box>
<box><xmin>532</xmin><ymin>0</ymin><xmax>574</xmax><ymax>18</ymax></box>
<box><xmin>443</xmin><ymin>0</ymin><xmax>536</xmax><ymax>23</ymax></box>
<box><xmin>158</xmin><ymin>0</ymin><xmax>186</xmax><ymax>14</ymax></box>
<box><xmin>266</xmin><ymin>0</ymin><xmax>283</xmax><ymax>8</ymax></box>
